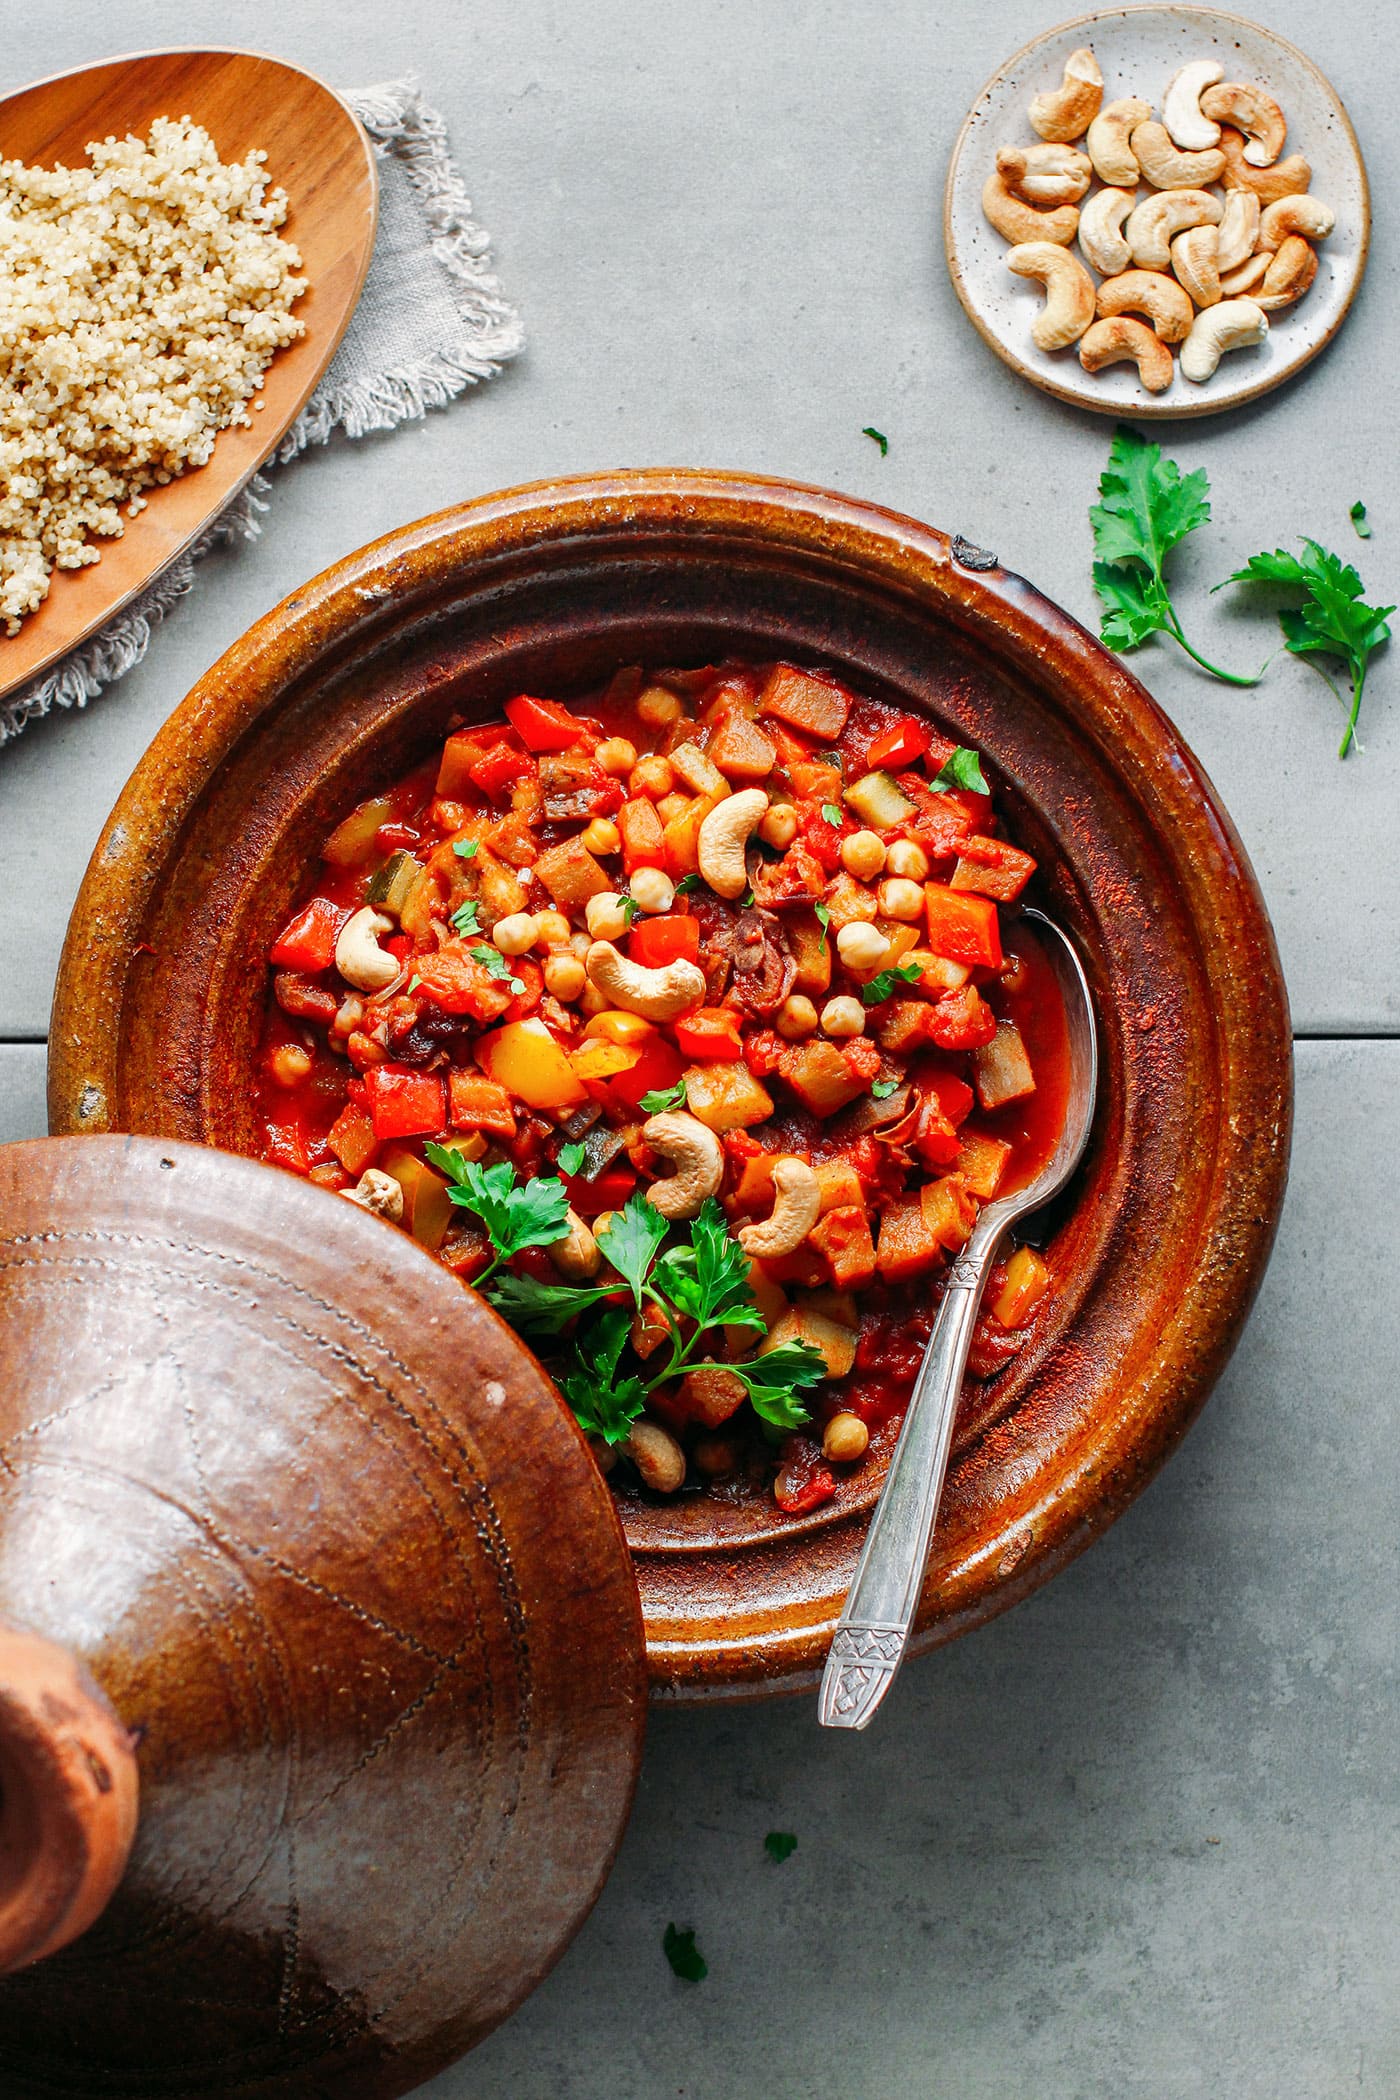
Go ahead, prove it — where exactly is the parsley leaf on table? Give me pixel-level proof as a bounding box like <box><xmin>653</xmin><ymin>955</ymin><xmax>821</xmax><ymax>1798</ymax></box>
<box><xmin>1091</xmin><ymin>425</ymin><xmax>1261</xmax><ymax>687</ymax></box>
<box><xmin>423</xmin><ymin>1146</ymin><xmax>570</xmax><ymax>1283</ymax></box>
<box><xmin>860</xmin><ymin>962</ymin><xmax>922</xmax><ymax>1006</ymax></box>
<box><xmin>663</xmin><ymin>1923</ymin><xmax>708</xmax><ymax>1982</ymax></box>
<box><xmin>639</xmin><ymin>1079</ymin><xmax>687</xmax><ymax>1113</ymax></box>
<box><xmin>1218</xmin><ymin>538</ymin><xmax>1393</xmax><ymax>758</ymax></box>
<box><xmin>556</xmin><ymin>1305</ymin><xmax>648</xmax><ymax>1445</ymax></box>
<box><xmin>931</xmin><ymin>747</ymin><xmax>989</xmax><ymax>795</ymax></box>
<box><xmin>595</xmin><ymin>1191</ymin><xmax>669</xmax><ymax>1307</ymax></box>
<box><xmin>1350</xmin><ymin>500</ymin><xmax>1372</xmax><ymax>540</ymax></box>
<box><xmin>764</xmin><ymin>1831</ymin><xmax>798</xmax><ymax>1863</ymax></box>
<box><xmin>862</xmin><ymin>426</ymin><xmax>888</xmax><ymax>456</ymax></box>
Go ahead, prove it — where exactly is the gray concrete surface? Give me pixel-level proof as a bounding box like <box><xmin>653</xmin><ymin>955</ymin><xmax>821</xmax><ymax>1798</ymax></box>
<box><xmin>2</xmin><ymin>2</ymin><xmax>1396</xmax><ymax>2094</ymax></box>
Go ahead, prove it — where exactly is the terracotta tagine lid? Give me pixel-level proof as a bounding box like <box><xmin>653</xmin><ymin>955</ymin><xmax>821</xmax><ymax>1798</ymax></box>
<box><xmin>0</xmin><ymin>1136</ymin><xmax>646</xmax><ymax>2100</ymax></box>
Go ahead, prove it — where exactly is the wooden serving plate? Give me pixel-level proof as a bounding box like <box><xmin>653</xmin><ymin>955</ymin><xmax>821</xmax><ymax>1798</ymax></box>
<box><xmin>48</xmin><ymin>471</ymin><xmax>1293</xmax><ymax>1700</ymax></box>
<box><xmin>0</xmin><ymin>49</ymin><xmax>378</xmax><ymax>706</ymax></box>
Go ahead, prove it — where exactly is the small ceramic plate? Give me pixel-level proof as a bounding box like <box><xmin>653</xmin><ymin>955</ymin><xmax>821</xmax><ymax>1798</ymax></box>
<box><xmin>944</xmin><ymin>5</ymin><xmax>1370</xmax><ymax>417</ymax></box>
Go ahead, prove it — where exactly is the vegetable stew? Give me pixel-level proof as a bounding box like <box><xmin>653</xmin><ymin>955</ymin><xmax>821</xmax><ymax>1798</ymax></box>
<box><xmin>254</xmin><ymin>660</ymin><xmax>1070</xmax><ymax>1513</ymax></box>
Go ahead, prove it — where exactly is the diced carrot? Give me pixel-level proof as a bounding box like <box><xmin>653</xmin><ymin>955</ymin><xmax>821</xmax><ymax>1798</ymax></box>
<box><xmin>661</xmin><ymin>793</ymin><xmax>724</xmax><ymax>880</ymax></box>
<box><xmin>618</xmin><ymin>796</ymin><xmax>666</xmax><ymax>873</ymax></box>
<box><xmin>364</xmin><ymin>1065</ymin><xmax>447</xmax><ymax>1140</ymax></box>
<box><xmin>808</xmin><ymin>1204</ymin><xmax>877</xmax><ymax>1289</ymax></box>
<box><xmin>674</xmin><ymin>1006</ymin><xmax>743</xmax><ymax>1061</ymax></box>
<box><xmin>447</xmin><ymin>1071</ymin><xmax>517</xmax><ymax>1137</ymax></box>
<box><xmin>730</xmin><ymin>1148</ymin><xmax>780</xmax><ymax>1214</ymax></box>
<box><xmin>327</xmin><ymin>1103</ymin><xmax>378</xmax><ymax>1176</ymax></box>
<box><xmin>629</xmin><ymin>914</ymin><xmax>700</xmax><ymax>971</ymax></box>
<box><xmin>923</xmin><ymin>883</ymin><xmax>1003</xmax><ymax>969</ymax></box>
<box><xmin>758</xmin><ymin>663</ymin><xmax>852</xmax><ymax>741</ymax></box>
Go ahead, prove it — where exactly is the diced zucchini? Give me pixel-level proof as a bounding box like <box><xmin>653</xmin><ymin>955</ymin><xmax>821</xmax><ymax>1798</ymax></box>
<box><xmin>322</xmin><ymin>796</ymin><xmax>395</xmax><ymax>868</ymax></box>
<box><xmin>844</xmin><ymin>769</ymin><xmax>915</xmax><ymax>829</ymax></box>
<box><xmin>365</xmin><ymin>849</ymin><xmax>425</xmax><ymax>917</ymax></box>
<box><xmin>973</xmin><ymin>1020</ymin><xmax>1036</xmax><ymax>1111</ymax></box>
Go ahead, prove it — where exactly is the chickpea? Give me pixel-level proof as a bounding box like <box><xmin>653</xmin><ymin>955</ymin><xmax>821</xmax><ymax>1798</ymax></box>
<box><xmin>840</xmin><ymin>828</ymin><xmax>886</xmax><ymax>881</ymax></box>
<box><xmin>637</xmin><ymin>685</ymin><xmax>685</xmax><ymax>729</ymax></box>
<box><xmin>330</xmin><ymin>994</ymin><xmax>364</xmax><ymax>1041</ymax></box>
<box><xmin>592</xmin><ymin>1209</ymin><xmax>621</xmax><ymax>1240</ymax></box>
<box><xmin>878</xmin><ymin>877</ymin><xmax>926</xmax><ymax>922</ymax></box>
<box><xmin>836</xmin><ymin>921</ymin><xmax>891</xmax><ymax>972</ymax></box>
<box><xmin>822</xmin><ymin>1412</ymin><xmax>870</xmax><ymax>1463</ymax></box>
<box><xmin>492</xmin><ymin>911</ymin><xmax>540</xmax><ymax>956</ymax></box>
<box><xmin>629</xmin><ymin>865</ymin><xmax>675</xmax><ymax>914</ymax></box>
<box><xmin>596</xmin><ymin>736</ymin><xmax>638</xmax><ymax>776</ymax></box>
<box><xmin>656</xmin><ymin>792</ymin><xmax>690</xmax><ymax>827</ymax></box>
<box><xmin>585</xmin><ymin>891</ymin><xmax>632</xmax><ymax>940</ymax></box>
<box><xmin>578</xmin><ymin>980</ymin><xmax>612</xmax><ymax>1017</ymax></box>
<box><xmin>629</xmin><ymin>753</ymin><xmax>675</xmax><ymax>801</ymax></box>
<box><xmin>885</xmin><ymin>837</ymin><xmax>930</xmax><ymax>881</ymax></box>
<box><xmin>584</xmin><ymin>1010</ymin><xmax>657</xmax><ymax>1046</ymax></box>
<box><xmin>569</xmin><ymin>930</ymin><xmax>593</xmax><ymax>960</ymax></box>
<box><xmin>581</xmin><ymin>816</ymin><xmax>621</xmax><ymax>856</ymax></box>
<box><xmin>534</xmin><ymin>909</ymin><xmax>572</xmax><ymax>950</ymax></box>
<box><xmin>758</xmin><ymin>803</ymin><xmax>799</xmax><ymax>851</ymax></box>
<box><xmin>543</xmin><ymin>952</ymin><xmax>587</xmax><ymax>1001</ymax></box>
<box><xmin>821</xmin><ymin>995</ymin><xmax>866</xmax><ymax>1039</ymax></box>
<box><xmin>775</xmin><ymin>993</ymin><xmax>819</xmax><ymax>1040</ymax></box>
<box><xmin>269</xmin><ymin>1042</ymin><xmax>312</xmax><ymax>1087</ymax></box>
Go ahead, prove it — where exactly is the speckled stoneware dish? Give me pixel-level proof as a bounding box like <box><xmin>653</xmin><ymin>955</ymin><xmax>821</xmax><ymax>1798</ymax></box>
<box><xmin>49</xmin><ymin>471</ymin><xmax>1292</xmax><ymax>1700</ymax></box>
<box><xmin>944</xmin><ymin>5</ymin><xmax>1370</xmax><ymax>417</ymax></box>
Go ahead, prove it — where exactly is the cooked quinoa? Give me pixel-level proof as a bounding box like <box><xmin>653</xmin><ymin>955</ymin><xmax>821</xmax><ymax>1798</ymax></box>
<box><xmin>0</xmin><ymin>116</ymin><xmax>306</xmax><ymax>634</ymax></box>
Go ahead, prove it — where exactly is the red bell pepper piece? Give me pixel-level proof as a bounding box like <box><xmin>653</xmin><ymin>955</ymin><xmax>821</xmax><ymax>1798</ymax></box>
<box><xmin>674</xmin><ymin>1007</ymin><xmax>744</xmax><ymax>1061</ymax></box>
<box><xmin>504</xmin><ymin>692</ymin><xmax>587</xmax><ymax>753</ymax></box>
<box><xmin>269</xmin><ymin>896</ymin><xmax>348</xmax><ymax>973</ymax></box>
<box><xmin>504</xmin><ymin>956</ymin><xmax>544</xmax><ymax>1023</ymax></box>
<box><xmin>923</xmin><ymin>883</ymin><xmax>1003</xmax><ymax>970</ymax></box>
<box><xmin>743</xmin><ymin>1028</ymin><xmax>784</xmax><ymax>1079</ymax></box>
<box><xmin>628</xmin><ymin>913</ymin><xmax>700</xmax><ymax>970</ymax></box>
<box><xmin>466</xmin><ymin>741</ymin><xmax>536</xmax><ymax>803</ymax></box>
<box><xmin>802</xmin><ymin>809</ymin><xmax>848</xmax><ymax>874</ymax></box>
<box><xmin>448</xmin><ymin>1071</ymin><xmax>517</xmax><ymax>1136</ymax></box>
<box><xmin>866</xmin><ymin>716</ymin><xmax>930</xmax><ymax>771</ymax></box>
<box><xmin>264</xmin><ymin>1116</ymin><xmax>311</xmax><ymax>1174</ymax></box>
<box><xmin>564</xmin><ymin>1164</ymin><xmax>638</xmax><ymax>1217</ymax></box>
<box><xmin>607</xmin><ymin>1034</ymin><xmax>685</xmax><ymax>1113</ymax></box>
<box><xmin>774</xmin><ymin>1437</ymin><xmax>838</xmax><ymax>1516</ymax></box>
<box><xmin>364</xmin><ymin>1064</ymin><xmax>447</xmax><ymax>1140</ymax></box>
<box><xmin>375</xmin><ymin>822</ymin><xmax>422</xmax><ymax>854</ymax></box>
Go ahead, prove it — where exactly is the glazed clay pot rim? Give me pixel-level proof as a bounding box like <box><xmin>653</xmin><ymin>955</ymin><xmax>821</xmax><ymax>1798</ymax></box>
<box><xmin>48</xmin><ymin>468</ymin><xmax>1291</xmax><ymax>1696</ymax></box>
<box><xmin>943</xmin><ymin>3</ymin><xmax>1372</xmax><ymax>420</ymax></box>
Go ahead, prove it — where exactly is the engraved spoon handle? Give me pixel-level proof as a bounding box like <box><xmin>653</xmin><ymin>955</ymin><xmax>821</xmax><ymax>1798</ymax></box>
<box><xmin>818</xmin><ymin>1217</ymin><xmax>1002</xmax><ymax>1729</ymax></box>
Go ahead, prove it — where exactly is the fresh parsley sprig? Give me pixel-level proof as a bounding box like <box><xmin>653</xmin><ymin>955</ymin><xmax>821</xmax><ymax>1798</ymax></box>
<box><xmin>469</xmin><ymin>942</ymin><xmax>526</xmax><ymax>995</ymax></box>
<box><xmin>639</xmin><ymin>1079</ymin><xmax>687</xmax><ymax>1113</ymax></box>
<box><xmin>932</xmin><ymin>747</ymin><xmax>989</xmax><ymax>795</ymax></box>
<box><xmin>1091</xmin><ymin>425</ymin><xmax>1262</xmax><ymax>687</ymax></box>
<box><xmin>1217</xmin><ymin>538</ymin><xmax>1393</xmax><ymax>759</ymax></box>
<box><xmin>439</xmin><ymin>1169</ymin><xmax>828</xmax><ymax>1444</ymax></box>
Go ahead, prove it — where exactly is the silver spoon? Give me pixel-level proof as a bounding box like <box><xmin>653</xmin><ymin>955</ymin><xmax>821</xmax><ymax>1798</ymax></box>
<box><xmin>818</xmin><ymin>908</ymin><xmax>1098</xmax><ymax>1730</ymax></box>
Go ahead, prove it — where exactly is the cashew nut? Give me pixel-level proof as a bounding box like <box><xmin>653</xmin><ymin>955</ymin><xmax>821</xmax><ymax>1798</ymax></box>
<box><xmin>1078</xmin><ymin>316</ymin><xmax>1174</xmax><ymax>394</ymax></box>
<box><xmin>585</xmin><ymin>941</ymin><xmax>706</xmax><ymax>1021</ymax></box>
<box><xmin>625</xmin><ymin>1419</ymin><xmax>686</xmax><ymax>1495</ymax></box>
<box><xmin>1258</xmin><ymin>194</ymin><xmax>1334</xmax><ymax>251</ymax></box>
<box><xmin>1095</xmin><ymin>268</ymin><xmax>1194</xmax><ymax>343</ymax></box>
<box><xmin>340</xmin><ymin>1168</ymin><xmax>405</xmax><ymax>1221</ymax></box>
<box><xmin>1216</xmin><ymin>188</ymin><xmax>1261</xmax><ymax>271</ymax></box>
<box><xmin>1078</xmin><ymin>186</ymin><xmax>1137</xmax><ymax>276</ymax></box>
<box><xmin>1162</xmin><ymin>59</ymin><xmax>1224</xmax><ymax>151</ymax></box>
<box><xmin>1255</xmin><ymin>236</ymin><xmax>1319</xmax><ymax>311</ymax></box>
<box><xmin>1200</xmin><ymin>83</ymin><xmax>1287</xmax><ymax>167</ymax></box>
<box><xmin>550</xmin><ymin>1208</ymin><xmax>601</xmax><ymax>1281</ymax></box>
<box><xmin>641</xmin><ymin>1111</ymin><xmax>724</xmax><ymax>1220</ymax></box>
<box><xmin>737</xmin><ymin>1158</ymin><xmax>822</xmax><ymax>1261</ymax></box>
<box><xmin>1028</xmin><ymin>46</ymin><xmax>1103</xmax><ymax>143</ymax></box>
<box><xmin>1179</xmin><ymin>298</ymin><xmax>1268</xmax><ymax>383</ymax></box>
<box><xmin>1216</xmin><ymin>129</ymin><xmax>1310</xmax><ymax>203</ymax></box>
<box><xmin>697</xmin><ymin>786</ymin><xmax>770</xmax><ymax>899</ymax></box>
<box><xmin>1218</xmin><ymin>251</ymin><xmax>1271</xmax><ymax>297</ymax></box>
<box><xmin>1005</xmin><ymin>241</ymin><xmax>1097</xmax><ymax>351</ymax></box>
<box><xmin>995</xmin><ymin>142</ymin><xmax>1092</xmax><ymax>206</ymax></box>
<box><xmin>1126</xmin><ymin>187</ymin><xmax>1223</xmax><ymax>269</ymax></box>
<box><xmin>334</xmin><ymin>906</ymin><xmax>399</xmax><ymax>992</ymax></box>
<box><xmin>1171</xmin><ymin>224</ymin><xmax>1221</xmax><ymax>309</ymax></box>
<box><xmin>981</xmin><ymin>171</ymin><xmax>1079</xmax><ymax>247</ymax></box>
<box><xmin>1085</xmin><ymin>96</ymin><xmax>1151</xmax><ymax>185</ymax></box>
<box><xmin>1129</xmin><ymin>121</ymin><xmax>1226</xmax><ymax>191</ymax></box>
